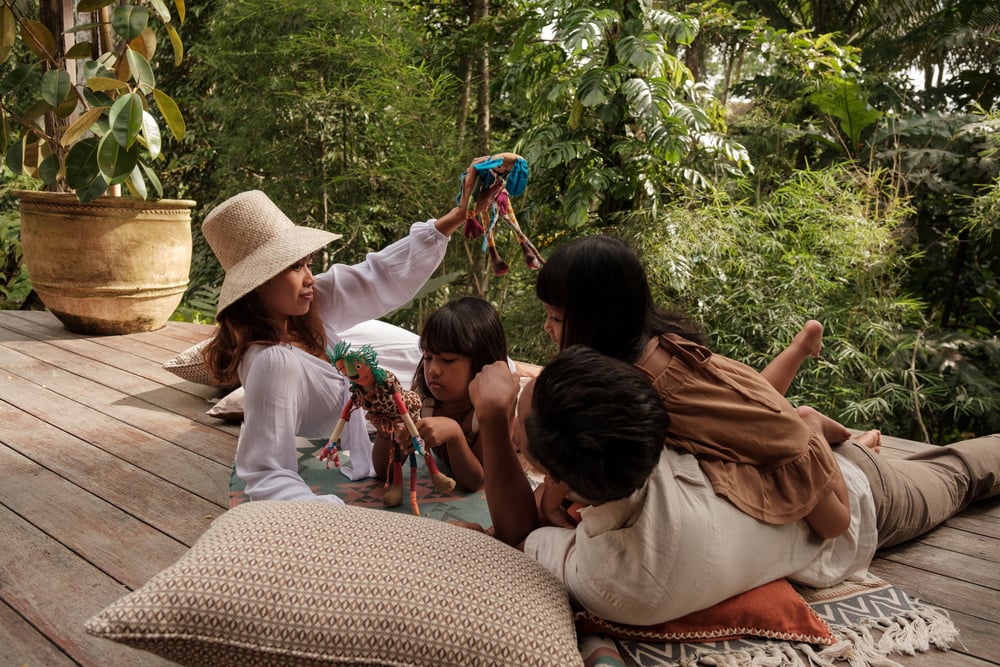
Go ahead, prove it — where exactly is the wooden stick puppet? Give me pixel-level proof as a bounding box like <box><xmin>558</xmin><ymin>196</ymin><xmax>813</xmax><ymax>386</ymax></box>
<box><xmin>457</xmin><ymin>152</ymin><xmax>544</xmax><ymax>276</ymax></box>
<box><xmin>319</xmin><ymin>341</ymin><xmax>456</xmax><ymax>514</ymax></box>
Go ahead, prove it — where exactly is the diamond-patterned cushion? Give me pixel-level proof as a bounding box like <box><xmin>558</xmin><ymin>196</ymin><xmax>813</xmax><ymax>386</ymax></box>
<box><xmin>85</xmin><ymin>501</ymin><xmax>583</xmax><ymax>666</ymax></box>
<box><xmin>162</xmin><ymin>338</ymin><xmax>222</xmax><ymax>386</ymax></box>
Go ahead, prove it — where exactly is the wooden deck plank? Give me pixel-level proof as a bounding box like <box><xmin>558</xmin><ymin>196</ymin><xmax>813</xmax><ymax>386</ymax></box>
<box><xmin>0</xmin><ymin>445</ymin><xmax>190</xmax><ymax>588</ymax></box>
<box><xmin>1</xmin><ymin>311</ymin><xmax>996</xmax><ymax>666</ymax></box>
<box><xmin>0</xmin><ymin>359</ymin><xmax>230</xmax><ymax>503</ymax></box>
<box><xmin>0</xmin><ymin>397</ymin><xmax>222</xmax><ymax>545</ymax></box>
<box><xmin>0</xmin><ymin>600</ymin><xmax>76</xmax><ymax>667</ymax></box>
<box><xmin>0</xmin><ymin>331</ymin><xmax>239</xmax><ymax>464</ymax></box>
<box><xmin>0</xmin><ymin>504</ymin><xmax>176</xmax><ymax>667</ymax></box>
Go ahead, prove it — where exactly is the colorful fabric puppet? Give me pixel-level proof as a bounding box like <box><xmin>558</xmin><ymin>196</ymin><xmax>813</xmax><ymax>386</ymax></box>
<box><xmin>320</xmin><ymin>341</ymin><xmax>456</xmax><ymax>514</ymax></box>
<box><xmin>456</xmin><ymin>152</ymin><xmax>544</xmax><ymax>276</ymax></box>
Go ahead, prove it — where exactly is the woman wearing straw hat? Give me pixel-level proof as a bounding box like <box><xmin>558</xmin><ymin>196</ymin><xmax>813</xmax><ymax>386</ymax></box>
<box><xmin>202</xmin><ymin>171</ymin><xmax>500</xmax><ymax>504</ymax></box>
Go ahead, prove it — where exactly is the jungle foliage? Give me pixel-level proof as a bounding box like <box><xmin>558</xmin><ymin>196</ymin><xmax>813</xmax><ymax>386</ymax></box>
<box><xmin>2</xmin><ymin>0</ymin><xmax>997</xmax><ymax>441</ymax></box>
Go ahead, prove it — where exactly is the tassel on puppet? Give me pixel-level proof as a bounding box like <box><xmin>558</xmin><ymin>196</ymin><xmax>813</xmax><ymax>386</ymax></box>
<box><xmin>320</xmin><ymin>341</ymin><xmax>456</xmax><ymax>514</ymax></box>
<box><xmin>456</xmin><ymin>152</ymin><xmax>544</xmax><ymax>276</ymax></box>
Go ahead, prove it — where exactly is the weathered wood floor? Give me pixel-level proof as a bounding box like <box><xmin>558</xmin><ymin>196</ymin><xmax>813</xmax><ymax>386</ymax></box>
<box><xmin>0</xmin><ymin>309</ymin><xmax>997</xmax><ymax>666</ymax></box>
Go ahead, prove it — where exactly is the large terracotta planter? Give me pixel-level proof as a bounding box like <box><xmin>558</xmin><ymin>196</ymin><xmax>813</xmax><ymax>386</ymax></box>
<box><xmin>15</xmin><ymin>190</ymin><xmax>196</xmax><ymax>335</ymax></box>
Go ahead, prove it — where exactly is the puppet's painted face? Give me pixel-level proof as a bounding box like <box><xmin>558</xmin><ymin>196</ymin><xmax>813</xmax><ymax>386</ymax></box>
<box><xmin>542</xmin><ymin>303</ymin><xmax>564</xmax><ymax>348</ymax></box>
<box><xmin>353</xmin><ymin>361</ymin><xmax>376</xmax><ymax>388</ymax></box>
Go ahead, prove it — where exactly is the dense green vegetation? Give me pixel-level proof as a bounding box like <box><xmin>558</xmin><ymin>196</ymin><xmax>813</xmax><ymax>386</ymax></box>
<box><xmin>3</xmin><ymin>0</ymin><xmax>998</xmax><ymax>441</ymax></box>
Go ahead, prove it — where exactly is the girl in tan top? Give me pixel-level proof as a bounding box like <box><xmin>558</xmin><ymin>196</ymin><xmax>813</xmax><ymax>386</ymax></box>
<box><xmin>533</xmin><ymin>235</ymin><xmax>876</xmax><ymax>538</ymax></box>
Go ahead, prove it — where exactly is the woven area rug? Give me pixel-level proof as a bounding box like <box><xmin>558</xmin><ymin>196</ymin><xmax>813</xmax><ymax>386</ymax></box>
<box><xmin>229</xmin><ymin>439</ymin><xmax>492</xmax><ymax>526</ymax></box>
<box><xmin>581</xmin><ymin>576</ymin><xmax>960</xmax><ymax>667</ymax></box>
<box><xmin>229</xmin><ymin>442</ymin><xmax>959</xmax><ymax>667</ymax></box>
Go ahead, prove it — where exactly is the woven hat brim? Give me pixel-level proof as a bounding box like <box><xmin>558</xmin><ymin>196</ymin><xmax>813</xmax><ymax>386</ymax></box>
<box><xmin>216</xmin><ymin>226</ymin><xmax>341</xmax><ymax>316</ymax></box>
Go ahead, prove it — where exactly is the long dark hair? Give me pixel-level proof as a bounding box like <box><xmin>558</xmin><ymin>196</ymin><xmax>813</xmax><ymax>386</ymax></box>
<box><xmin>412</xmin><ymin>296</ymin><xmax>508</xmax><ymax>397</ymax></box>
<box><xmin>204</xmin><ymin>291</ymin><xmax>327</xmax><ymax>387</ymax></box>
<box><xmin>535</xmin><ymin>235</ymin><xmax>705</xmax><ymax>363</ymax></box>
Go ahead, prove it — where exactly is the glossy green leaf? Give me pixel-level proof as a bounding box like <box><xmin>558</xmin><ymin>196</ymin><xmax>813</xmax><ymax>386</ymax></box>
<box><xmin>111</xmin><ymin>5</ymin><xmax>149</xmax><ymax>42</ymax></box>
<box><xmin>139</xmin><ymin>160</ymin><xmax>163</xmax><ymax>198</ymax></box>
<box><xmin>152</xmin><ymin>89</ymin><xmax>185</xmax><ymax>140</ymax></box>
<box><xmin>65</xmin><ymin>136</ymin><xmax>104</xmax><ymax>193</ymax></box>
<box><xmin>87</xmin><ymin>76</ymin><xmax>130</xmax><ymax>93</ymax></box>
<box><xmin>147</xmin><ymin>0</ymin><xmax>171</xmax><ymax>23</ymax></box>
<box><xmin>165</xmin><ymin>22</ymin><xmax>183</xmax><ymax>66</ymax></box>
<box><xmin>1</xmin><ymin>6</ymin><xmax>14</xmax><ymax>64</ymax></box>
<box><xmin>4</xmin><ymin>137</ymin><xmax>22</xmax><ymax>174</ymax></box>
<box><xmin>0</xmin><ymin>107</ymin><xmax>7</xmax><ymax>153</ymax></box>
<box><xmin>1</xmin><ymin>63</ymin><xmax>38</xmax><ymax>96</ymax></box>
<box><xmin>109</xmin><ymin>92</ymin><xmax>144</xmax><ymax>149</ymax></box>
<box><xmin>125</xmin><ymin>164</ymin><xmax>148</xmax><ymax>199</ymax></box>
<box><xmin>40</xmin><ymin>70</ymin><xmax>72</xmax><ymax>108</ymax></box>
<box><xmin>22</xmin><ymin>99</ymin><xmax>52</xmax><ymax>124</ymax></box>
<box><xmin>20</xmin><ymin>19</ymin><xmax>58</xmax><ymax>63</ymax></box>
<box><xmin>54</xmin><ymin>85</ymin><xmax>78</xmax><ymax>117</ymax></box>
<box><xmin>61</xmin><ymin>107</ymin><xmax>106</xmax><ymax>147</ymax></box>
<box><xmin>65</xmin><ymin>42</ymin><xmax>93</xmax><ymax>59</ymax></box>
<box><xmin>98</xmin><ymin>133</ymin><xmax>139</xmax><ymax>184</ymax></box>
<box><xmin>39</xmin><ymin>153</ymin><xmax>61</xmax><ymax>185</ymax></box>
<box><xmin>139</xmin><ymin>110</ymin><xmax>161</xmax><ymax>159</ymax></box>
<box><xmin>126</xmin><ymin>48</ymin><xmax>155</xmax><ymax>92</ymax></box>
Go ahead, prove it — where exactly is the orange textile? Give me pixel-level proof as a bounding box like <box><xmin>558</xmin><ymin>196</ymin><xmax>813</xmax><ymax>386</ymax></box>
<box><xmin>635</xmin><ymin>334</ymin><xmax>840</xmax><ymax>524</ymax></box>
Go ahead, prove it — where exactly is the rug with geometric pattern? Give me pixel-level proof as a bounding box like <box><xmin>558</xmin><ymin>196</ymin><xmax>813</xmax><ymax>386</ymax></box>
<box><xmin>584</xmin><ymin>576</ymin><xmax>960</xmax><ymax>667</ymax></box>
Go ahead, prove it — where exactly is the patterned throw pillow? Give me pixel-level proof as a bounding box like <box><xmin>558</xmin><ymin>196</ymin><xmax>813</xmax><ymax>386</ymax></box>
<box><xmin>162</xmin><ymin>338</ymin><xmax>223</xmax><ymax>387</ymax></box>
<box><xmin>574</xmin><ymin>577</ymin><xmax>835</xmax><ymax>645</ymax></box>
<box><xmin>85</xmin><ymin>501</ymin><xmax>584</xmax><ymax>667</ymax></box>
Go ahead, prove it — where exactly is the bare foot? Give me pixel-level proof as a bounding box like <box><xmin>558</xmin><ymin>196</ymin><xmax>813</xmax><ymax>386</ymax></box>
<box><xmin>854</xmin><ymin>429</ymin><xmax>882</xmax><ymax>453</ymax></box>
<box><xmin>792</xmin><ymin>320</ymin><xmax>824</xmax><ymax>359</ymax></box>
<box><xmin>796</xmin><ymin>405</ymin><xmax>852</xmax><ymax>445</ymax></box>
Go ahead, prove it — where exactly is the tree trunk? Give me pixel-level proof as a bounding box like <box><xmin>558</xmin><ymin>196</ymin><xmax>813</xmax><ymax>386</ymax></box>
<box><xmin>473</xmin><ymin>0</ymin><xmax>490</xmax><ymax>154</ymax></box>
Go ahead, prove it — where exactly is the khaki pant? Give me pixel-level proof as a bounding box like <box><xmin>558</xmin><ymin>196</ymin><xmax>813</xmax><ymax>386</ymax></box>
<box><xmin>835</xmin><ymin>434</ymin><xmax>999</xmax><ymax>549</ymax></box>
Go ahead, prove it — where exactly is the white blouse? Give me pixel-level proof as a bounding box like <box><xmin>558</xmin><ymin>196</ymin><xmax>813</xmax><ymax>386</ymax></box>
<box><xmin>234</xmin><ymin>219</ymin><xmax>447</xmax><ymax>503</ymax></box>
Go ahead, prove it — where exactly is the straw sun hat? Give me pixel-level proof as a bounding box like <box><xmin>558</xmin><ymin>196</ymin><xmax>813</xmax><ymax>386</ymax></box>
<box><xmin>202</xmin><ymin>190</ymin><xmax>342</xmax><ymax>316</ymax></box>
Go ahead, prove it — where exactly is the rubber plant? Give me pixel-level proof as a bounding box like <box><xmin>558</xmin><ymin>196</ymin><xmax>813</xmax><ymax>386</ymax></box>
<box><xmin>0</xmin><ymin>0</ymin><xmax>186</xmax><ymax>202</ymax></box>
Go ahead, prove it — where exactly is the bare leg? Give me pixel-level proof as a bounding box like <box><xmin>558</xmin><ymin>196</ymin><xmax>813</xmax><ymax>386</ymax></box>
<box><xmin>761</xmin><ymin>320</ymin><xmax>823</xmax><ymax>395</ymax></box>
<box><xmin>796</xmin><ymin>405</ymin><xmax>852</xmax><ymax>446</ymax></box>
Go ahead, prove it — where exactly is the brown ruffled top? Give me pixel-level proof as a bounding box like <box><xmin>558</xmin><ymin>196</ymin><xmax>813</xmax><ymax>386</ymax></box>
<box><xmin>635</xmin><ymin>334</ymin><xmax>840</xmax><ymax>524</ymax></box>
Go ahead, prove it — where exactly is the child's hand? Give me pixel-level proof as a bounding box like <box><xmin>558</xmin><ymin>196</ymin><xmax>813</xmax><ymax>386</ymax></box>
<box><xmin>416</xmin><ymin>416</ymin><xmax>464</xmax><ymax>450</ymax></box>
